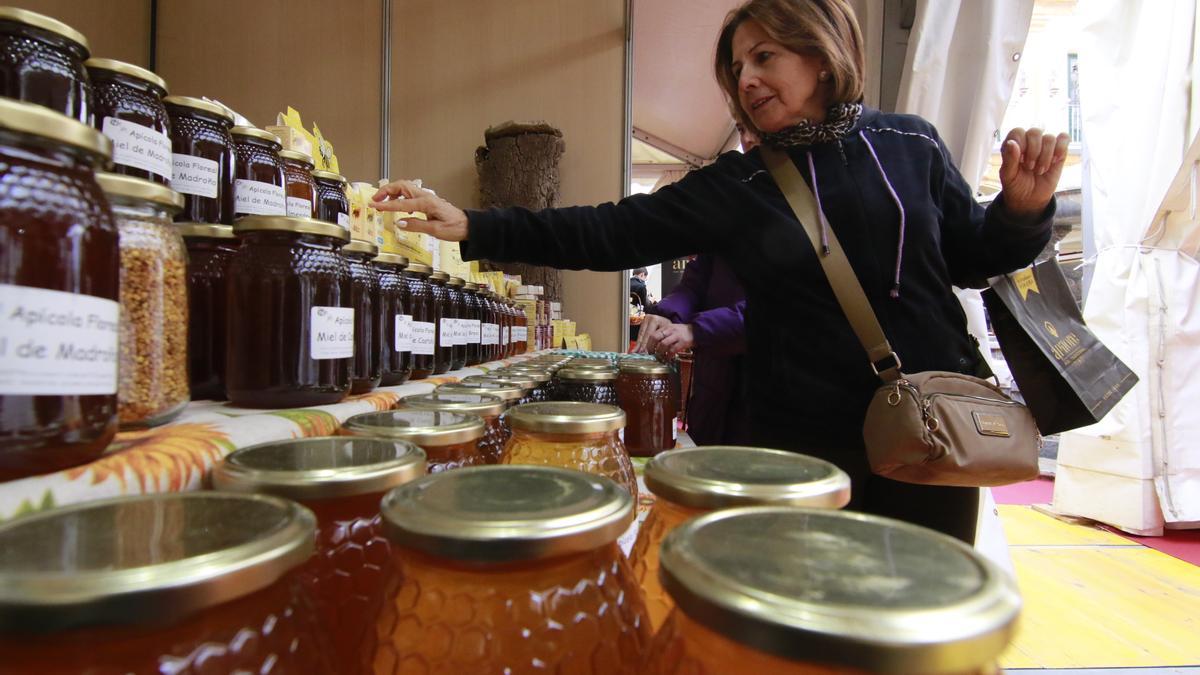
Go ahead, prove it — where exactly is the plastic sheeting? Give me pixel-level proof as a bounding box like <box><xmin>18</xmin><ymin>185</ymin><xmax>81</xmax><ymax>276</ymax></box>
<box><xmin>1054</xmin><ymin>0</ymin><xmax>1199</xmax><ymax>535</ymax></box>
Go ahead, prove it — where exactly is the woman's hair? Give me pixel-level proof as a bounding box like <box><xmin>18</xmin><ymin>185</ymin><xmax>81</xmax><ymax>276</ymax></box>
<box><xmin>714</xmin><ymin>0</ymin><xmax>865</xmax><ymax>133</ymax></box>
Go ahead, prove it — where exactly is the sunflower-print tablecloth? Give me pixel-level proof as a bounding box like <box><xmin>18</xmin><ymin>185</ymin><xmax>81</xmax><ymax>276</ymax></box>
<box><xmin>0</xmin><ymin>357</ymin><xmax>538</xmax><ymax>521</ymax></box>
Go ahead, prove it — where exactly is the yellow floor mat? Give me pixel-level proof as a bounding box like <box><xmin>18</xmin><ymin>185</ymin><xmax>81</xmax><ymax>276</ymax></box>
<box><xmin>998</xmin><ymin>507</ymin><xmax>1200</xmax><ymax>669</ymax></box>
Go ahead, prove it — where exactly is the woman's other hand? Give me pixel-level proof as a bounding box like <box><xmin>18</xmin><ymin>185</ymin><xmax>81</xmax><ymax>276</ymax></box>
<box><xmin>633</xmin><ymin>314</ymin><xmax>672</xmax><ymax>354</ymax></box>
<box><xmin>999</xmin><ymin>128</ymin><xmax>1070</xmax><ymax>220</ymax></box>
<box><xmin>372</xmin><ymin>179</ymin><xmax>469</xmax><ymax>241</ymax></box>
<box><xmin>654</xmin><ymin>323</ymin><xmax>695</xmax><ymax>362</ymax></box>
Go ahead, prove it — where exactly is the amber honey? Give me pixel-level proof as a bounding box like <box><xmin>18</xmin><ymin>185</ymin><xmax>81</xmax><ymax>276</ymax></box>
<box><xmin>401</xmin><ymin>391</ymin><xmax>508</xmax><ymax>464</ymax></box>
<box><xmin>342</xmin><ymin>409</ymin><xmax>486</xmax><ymax>473</ymax></box>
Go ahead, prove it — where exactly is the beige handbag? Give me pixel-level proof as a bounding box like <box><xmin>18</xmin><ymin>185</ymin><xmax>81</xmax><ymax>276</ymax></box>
<box><xmin>762</xmin><ymin>147</ymin><xmax>1040</xmax><ymax>487</ymax></box>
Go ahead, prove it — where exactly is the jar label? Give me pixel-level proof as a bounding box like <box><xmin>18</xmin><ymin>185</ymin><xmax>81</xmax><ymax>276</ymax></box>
<box><xmin>513</xmin><ymin>326</ymin><xmax>528</xmax><ymax>343</ymax></box>
<box><xmin>234</xmin><ymin>179</ymin><xmax>287</xmax><ymax>216</ymax></box>
<box><xmin>395</xmin><ymin>314</ymin><xmax>413</xmax><ymax>352</ymax></box>
<box><xmin>171</xmin><ymin>154</ymin><xmax>219</xmax><ymax>198</ymax></box>
<box><xmin>482</xmin><ymin>323</ymin><xmax>499</xmax><ymax>345</ymax></box>
<box><xmin>411</xmin><ymin>321</ymin><xmax>435</xmax><ymax>355</ymax></box>
<box><xmin>438</xmin><ymin>318</ymin><xmax>455</xmax><ymax>346</ymax></box>
<box><xmin>0</xmin><ymin>284</ymin><xmax>119</xmax><ymax>395</ymax></box>
<box><xmin>501</xmin><ymin>326</ymin><xmax>510</xmax><ymax>345</ymax></box>
<box><xmin>465</xmin><ymin>319</ymin><xmax>482</xmax><ymax>345</ymax></box>
<box><xmin>452</xmin><ymin>317</ymin><xmax>468</xmax><ymax>346</ymax></box>
<box><xmin>102</xmin><ymin>117</ymin><xmax>172</xmax><ymax>180</ymax></box>
<box><xmin>286</xmin><ymin>196</ymin><xmax>313</xmax><ymax>218</ymax></box>
<box><xmin>337</xmin><ymin>212</ymin><xmax>351</xmax><ymax>231</ymax></box>
<box><xmin>309</xmin><ymin>306</ymin><xmax>354</xmax><ymax>359</ymax></box>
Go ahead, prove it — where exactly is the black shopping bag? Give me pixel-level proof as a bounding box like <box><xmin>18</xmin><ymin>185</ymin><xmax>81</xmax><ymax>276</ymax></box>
<box><xmin>982</xmin><ymin>259</ymin><xmax>1138</xmax><ymax>435</ymax></box>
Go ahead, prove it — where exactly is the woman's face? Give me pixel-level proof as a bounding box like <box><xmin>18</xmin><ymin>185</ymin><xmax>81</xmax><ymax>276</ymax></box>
<box><xmin>731</xmin><ymin>19</ymin><xmax>829</xmax><ymax>132</ymax></box>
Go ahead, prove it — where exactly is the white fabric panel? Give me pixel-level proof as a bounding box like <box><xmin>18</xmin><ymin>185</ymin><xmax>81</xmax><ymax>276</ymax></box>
<box><xmin>1055</xmin><ymin>0</ymin><xmax>1199</xmax><ymax>534</ymax></box>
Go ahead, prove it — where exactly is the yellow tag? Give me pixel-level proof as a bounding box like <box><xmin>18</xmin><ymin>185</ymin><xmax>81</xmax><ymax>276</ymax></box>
<box><xmin>1012</xmin><ymin>268</ymin><xmax>1040</xmax><ymax>301</ymax></box>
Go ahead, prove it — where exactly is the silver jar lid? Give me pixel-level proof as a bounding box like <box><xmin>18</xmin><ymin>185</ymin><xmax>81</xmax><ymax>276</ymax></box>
<box><xmin>645</xmin><ymin>447</ymin><xmax>851</xmax><ymax>509</ymax></box>
<box><xmin>213</xmin><ymin>436</ymin><xmax>427</xmax><ymax>501</ymax></box>
<box><xmin>660</xmin><ymin>507</ymin><xmax>1021</xmax><ymax>673</ymax></box>
<box><xmin>380</xmin><ymin>466</ymin><xmax>632</xmax><ymax>562</ymax></box>
<box><xmin>0</xmin><ymin>493</ymin><xmax>314</xmax><ymax>633</ymax></box>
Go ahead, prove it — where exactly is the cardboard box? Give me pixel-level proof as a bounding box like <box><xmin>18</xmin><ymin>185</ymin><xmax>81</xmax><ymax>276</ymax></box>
<box><xmin>439</xmin><ymin>241</ymin><xmax>472</xmax><ymax>279</ymax></box>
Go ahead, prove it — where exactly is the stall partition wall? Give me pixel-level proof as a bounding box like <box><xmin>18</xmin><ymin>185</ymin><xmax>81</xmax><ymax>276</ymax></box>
<box><xmin>13</xmin><ymin>0</ymin><xmax>151</xmax><ymax>69</ymax></box>
<box><xmin>388</xmin><ymin>0</ymin><xmax>629</xmax><ymax>352</ymax></box>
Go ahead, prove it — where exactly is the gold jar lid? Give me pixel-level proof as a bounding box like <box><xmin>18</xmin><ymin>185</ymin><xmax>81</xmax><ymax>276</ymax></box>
<box><xmin>233</xmin><ymin>215</ymin><xmax>350</xmax><ymax>242</ymax></box>
<box><xmin>380</xmin><ymin>465</ymin><xmax>632</xmax><ymax>562</ymax></box>
<box><xmin>506</xmin><ymin>401</ymin><xmax>625</xmax><ymax>434</ymax></box>
<box><xmin>278</xmin><ymin>149</ymin><xmax>314</xmax><ymax>167</ymax></box>
<box><xmin>447</xmin><ymin>276</ymin><xmax>465</xmax><ymax>287</ymax></box>
<box><xmin>618</xmin><ymin>360</ymin><xmax>672</xmax><ymax>375</ymax></box>
<box><xmin>646</xmin><ymin>447</ymin><xmax>851</xmax><ymax>510</ymax></box>
<box><xmin>230</xmin><ymin>125</ymin><xmax>282</xmax><ymax>147</ymax></box>
<box><xmin>0</xmin><ymin>493</ymin><xmax>314</xmax><ymax>633</ymax></box>
<box><xmin>84</xmin><ymin>57</ymin><xmax>167</xmax><ymax>93</ymax></box>
<box><xmin>428</xmin><ymin>270</ymin><xmax>449</xmax><ymax>282</ymax></box>
<box><xmin>311</xmin><ymin>169</ymin><xmax>348</xmax><ymax>184</ymax></box>
<box><xmin>406</xmin><ymin>262</ymin><xmax>432</xmax><ymax>275</ymax></box>
<box><xmin>479</xmin><ymin>374</ymin><xmax>537</xmax><ymax>390</ymax></box>
<box><xmin>558</xmin><ymin>362</ymin><xmax>615</xmax><ymax>373</ymax></box>
<box><xmin>494</xmin><ymin>368</ymin><xmax>551</xmax><ymax>384</ymax></box>
<box><xmin>95</xmin><ymin>172</ymin><xmax>184</xmax><ymax>212</ymax></box>
<box><xmin>213</xmin><ymin>436</ymin><xmax>427</xmax><ymax>501</ymax></box>
<box><xmin>402</xmin><ymin>392</ymin><xmax>505</xmax><ymax>418</ymax></box>
<box><xmin>374</xmin><ymin>252</ymin><xmax>409</xmax><ymax>267</ymax></box>
<box><xmin>176</xmin><ymin>223</ymin><xmax>235</xmax><ymax>239</ymax></box>
<box><xmin>660</xmin><ymin>507</ymin><xmax>1020</xmax><ymax>673</ymax></box>
<box><xmin>463</xmin><ymin>282</ymin><xmax>479</xmax><ymax>291</ymax></box>
<box><xmin>436</xmin><ymin>381</ymin><xmax>524</xmax><ymax>402</ymax></box>
<box><xmin>342</xmin><ymin>239</ymin><xmax>379</xmax><ymax>257</ymax></box>
<box><xmin>556</xmin><ymin>367</ymin><xmax>617</xmax><ymax>382</ymax></box>
<box><xmin>163</xmin><ymin>95</ymin><xmax>235</xmax><ymax>123</ymax></box>
<box><xmin>0</xmin><ymin>97</ymin><xmax>110</xmax><ymax>160</ymax></box>
<box><xmin>0</xmin><ymin>7</ymin><xmax>89</xmax><ymax>54</ymax></box>
<box><xmin>343</xmin><ymin>410</ymin><xmax>485</xmax><ymax>447</ymax></box>
<box><xmin>570</xmin><ymin>357</ymin><xmax>614</xmax><ymax>367</ymax></box>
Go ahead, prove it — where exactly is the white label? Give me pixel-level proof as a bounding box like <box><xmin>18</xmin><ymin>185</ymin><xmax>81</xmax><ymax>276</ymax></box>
<box><xmin>171</xmin><ymin>154</ymin><xmax>219</xmax><ymax>198</ymax></box>
<box><xmin>673</xmin><ymin>422</ymin><xmax>679</xmax><ymax>442</ymax></box>
<box><xmin>452</xmin><ymin>318</ymin><xmax>468</xmax><ymax>346</ymax></box>
<box><xmin>395</xmin><ymin>314</ymin><xmax>413</xmax><ymax>352</ymax></box>
<box><xmin>513</xmin><ymin>326</ymin><xmax>528</xmax><ymax>343</ymax></box>
<box><xmin>438</xmin><ymin>318</ymin><xmax>455</xmax><ymax>346</ymax></box>
<box><xmin>412</xmin><ymin>321</ymin><xmax>435</xmax><ymax>355</ymax></box>
<box><xmin>309</xmin><ymin>306</ymin><xmax>354</xmax><ymax>359</ymax></box>
<box><xmin>501</xmin><ymin>326</ymin><xmax>510</xmax><ymax>346</ymax></box>
<box><xmin>0</xmin><ymin>284</ymin><xmax>119</xmax><ymax>395</ymax></box>
<box><xmin>482</xmin><ymin>323</ymin><xmax>499</xmax><ymax>346</ymax></box>
<box><xmin>465</xmin><ymin>319</ymin><xmax>482</xmax><ymax>345</ymax></box>
<box><xmin>102</xmin><ymin>117</ymin><xmax>172</xmax><ymax>180</ymax></box>
<box><xmin>618</xmin><ymin>428</ymin><xmax>625</xmax><ymax>443</ymax></box>
<box><xmin>286</xmin><ymin>196</ymin><xmax>312</xmax><ymax>218</ymax></box>
<box><xmin>336</xmin><ymin>212</ymin><xmax>351</xmax><ymax>231</ymax></box>
<box><xmin>234</xmin><ymin>179</ymin><xmax>287</xmax><ymax>216</ymax></box>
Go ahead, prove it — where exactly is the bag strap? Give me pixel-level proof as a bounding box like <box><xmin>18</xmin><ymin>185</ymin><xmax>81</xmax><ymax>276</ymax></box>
<box><xmin>761</xmin><ymin>146</ymin><xmax>902</xmax><ymax>382</ymax></box>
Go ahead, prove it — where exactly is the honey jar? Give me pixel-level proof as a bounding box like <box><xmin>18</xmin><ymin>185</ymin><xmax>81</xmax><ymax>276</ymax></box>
<box><xmin>343</xmin><ymin>409</ymin><xmax>485</xmax><ymax>473</ymax></box>
<box><xmin>401</xmin><ymin>391</ymin><xmax>508</xmax><ymax>464</ymax></box>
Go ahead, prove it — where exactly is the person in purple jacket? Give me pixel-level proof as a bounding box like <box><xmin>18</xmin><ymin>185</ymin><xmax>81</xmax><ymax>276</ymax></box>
<box><xmin>632</xmin><ymin>124</ymin><xmax>760</xmax><ymax>446</ymax></box>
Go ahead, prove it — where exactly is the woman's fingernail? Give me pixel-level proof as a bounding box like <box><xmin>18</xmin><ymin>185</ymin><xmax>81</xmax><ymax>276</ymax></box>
<box><xmin>397</xmin><ymin>220</ymin><xmax>408</xmax><ymax>228</ymax></box>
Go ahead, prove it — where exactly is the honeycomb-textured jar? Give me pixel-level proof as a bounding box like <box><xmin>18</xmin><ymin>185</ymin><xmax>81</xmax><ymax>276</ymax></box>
<box><xmin>616</xmin><ymin>360</ymin><xmax>677</xmax><ymax>457</ymax></box>
<box><xmin>0</xmin><ymin>493</ymin><xmax>334</xmax><ymax>674</ymax></box>
<box><xmin>86</xmin><ymin>58</ymin><xmax>171</xmax><ymax>185</ymax></box>
<box><xmin>429</xmin><ymin>270</ymin><xmax>452</xmax><ymax>375</ymax></box>
<box><xmin>214</xmin><ymin>436</ymin><xmax>428</xmax><ymax>675</ymax></box>
<box><xmin>370</xmin><ymin>466</ymin><xmax>651</xmax><ymax>674</ymax></box>
<box><xmin>97</xmin><ymin>172</ymin><xmax>189</xmax><ymax>427</ymax></box>
<box><xmin>628</xmin><ymin>447</ymin><xmax>851</xmax><ymax>630</ymax></box>
<box><xmin>279</xmin><ymin>149</ymin><xmax>317</xmax><ymax>218</ymax></box>
<box><xmin>164</xmin><ymin>96</ymin><xmax>235</xmax><ymax>224</ymax></box>
<box><xmin>0</xmin><ymin>8</ymin><xmax>91</xmax><ymax>122</ymax></box>
<box><xmin>226</xmin><ymin>216</ymin><xmax>352</xmax><ymax>408</ymax></box>
<box><xmin>230</xmin><ymin>126</ymin><xmax>286</xmax><ymax>218</ymax></box>
<box><xmin>342</xmin><ymin>409</ymin><xmax>485</xmax><ymax>474</ymax></box>
<box><xmin>497</xmin><ymin>367</ymin><xmax>554</xmax><ymax>402</ymax></box>
<box><xmin>401</xmin><ymin>391</ymin><xmax>507</xmax><ymax>464</ymax></box>
<box><xmin>446</xmin><ymin>276</ymin><xmax>467</xmax><ymax>371</ymax></box>
<box><xmin>179</xmin><ymin>224</ymin><xmax>237</xmax><ymax>401</ymax></box>
<box><xmin>555</xmin><ymin>367</ymin><xmax>619</xmax><ymax>406</ymax></box>
<box><xmin>0</xmin><ymin>98</ymin><xmax>117</xmax><ymax>481</ymax></box>
<box><xmin>461</xmin><ymin>281</ymin><xmax>483</xmax><ymax>366</ymax></box>
<box><xmin>375</xmin><ymin>253</ymin><xmax>411</xmax><ymax>386</ymax></box>
<box><xmin>313</xmin><ymin>169</ymin><xmax>350</xmax><ymax>231</ymax></box>
<box><xmin>344</xmin><ymin>240</ymin><xmax>382</xmax><ymax>394</ymax></box>
<box><xmin>403</xmin><ymin>263</ymin><xmax>435</xmax><ymax>380</ymax></box>
<box><xmin>502</xmin><ymin>401</ymin><xmax>637</xmax><ymax>501</ymax></box>
<box><xmin>642</xmin><ymin>507</ymin><xmax>1020</xmax><ymax>674</ymax></box>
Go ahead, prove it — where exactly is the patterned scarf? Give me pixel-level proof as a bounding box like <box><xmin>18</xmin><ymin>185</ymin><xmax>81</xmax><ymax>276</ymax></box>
<box><xmin>760</xmin><ymin>102</ymin><xmax>864</xmax><ymax>148</ymax></box>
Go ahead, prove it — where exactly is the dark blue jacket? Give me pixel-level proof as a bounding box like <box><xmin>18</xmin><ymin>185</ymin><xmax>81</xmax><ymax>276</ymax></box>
<box><xmin>464</xmin><ymin>108</ymin><xmax>1053</xmax><ymax>451</ymax></box>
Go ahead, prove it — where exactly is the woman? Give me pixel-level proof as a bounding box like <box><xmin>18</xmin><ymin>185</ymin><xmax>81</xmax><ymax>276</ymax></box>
<box><xmin>373</xmin><ymin>0</ymin><xmax>1067</xmax><ymax>543</ymax></box>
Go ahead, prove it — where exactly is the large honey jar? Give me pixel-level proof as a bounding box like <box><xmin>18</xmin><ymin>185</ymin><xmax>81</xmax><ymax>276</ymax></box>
<box><xmin>343</xmin><ymin>240</ymin><xmax>383</xmax><ymax>394</ymax></box>
<box><xmin>226</xmin><ymin>216</ymin><xmax>352</xmax><ymax>408</ymax></box>
<box><xmin>428</xmin><ymin>270</ymin><xmax>452</xmax><ymax>375</ymax></box>
<box><xmin>230</xmin><ymin>126</ymin><xmax>286</xmax><ymax>218</ymax></box>
<box><xmin>461</xmin><ymin>281</ymin><xmax>483</xmax><ymax>366</ymax></box>
<box><xmin>86</xmin><ymin>58</ymin><xmax>171</xmax><ymax>185</ymax></box>
<box><xmin>445</xmin><ymin>276</ymin><xmax>467</xmax><ymax>370</ymax></box>
<box><xmin>629</xmin><ymin>446</ymin><xmax>851</xmax><ymax>630</ymax></box>
<box><xmin>615</xmin><ymin>360</ymin><xmax>677</xmax><ymax>456</ymax></box>
<box><xmin>402</xmin><ymin>262</ymin><xmax>435</xmax><ymax>380</ymax></box>
<box><xmin>502</xmin><ymin>401</ymin><xmax>637</xmax><ymax>501</ymax></box>
<box><xmin>178</xmin><ymin>223</ymin><xmax>237</xmax><ymax>401</ymax></box>
<box><xmin>370</xmin><ymin>466</ymin><xmax>652</xmax><ymax>673</ymax></box>
<box><xmin>0</xmin><ymin>8</ymin><xmax>91</xmax><ymax>122</ymax></box>
<box><xmin>343</xmin><ymin>409</ymin><xmax>485</xmax><ymax>474</ymax></box>
<box><xmin>555</xmin><ymin>367</ymin><xmax>619</xmax><ymax>406</ymax></box>
<box><xmin>313</xmin><ymin>169</ymin><xmax>351</xmax><ymax>230</ymax></box>
<box><xmin>214</xmin><ymin>436</ymin><xmax>427</xmax><ymax>675</ymax></box>
<box><xmin>643</xmin><ymin>507</ymin><xmax>1020</xmax><ymax>674</ymax></box>
<box><xmin>402</xmin><ymin>391</ymin><xmax>507</xmax><ymax>464</ymax></box>
<box><xmin>0</xmin><ymin>98</ymin><xmax>117</xmax><ymax>481</ymax></box>
<box><xmin>375</xmin><ymin>253</ymin><xmax>411</xmax><ymax>386</ymax></box>
<box><xmin>0</xmin><ymin>493</ymin><xmax>334</xmax><ymax>673</ymax></box>
<box><xmin>164</xmin><ymin>96</ymin><xmax>235</xmax><ymax>224</ymax></box>
<box><xmin>279</xmin><ymin>149</ymin><xmax>318</xmax><ymax>218</ymax></box>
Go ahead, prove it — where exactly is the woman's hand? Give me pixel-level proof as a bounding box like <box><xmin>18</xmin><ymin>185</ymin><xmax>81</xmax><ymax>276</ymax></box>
<box><xmin>372</xmin><ymin>179</ymin><xmax>469</xmax><ymax>241</ymax></box>
<box><xmin>998</xmin><ymin>128</ymin><xmax>1071</xmax><ymax>221</ymax></box>
<box><xmin>639</xmin><ymin>321</ymin><xmax>695</xmax><ymax>362</ymax></box>
<box><xmin>633</xmin><ymin>315</ymin><xmax>673</xmax><ymax>354</ymax></box>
